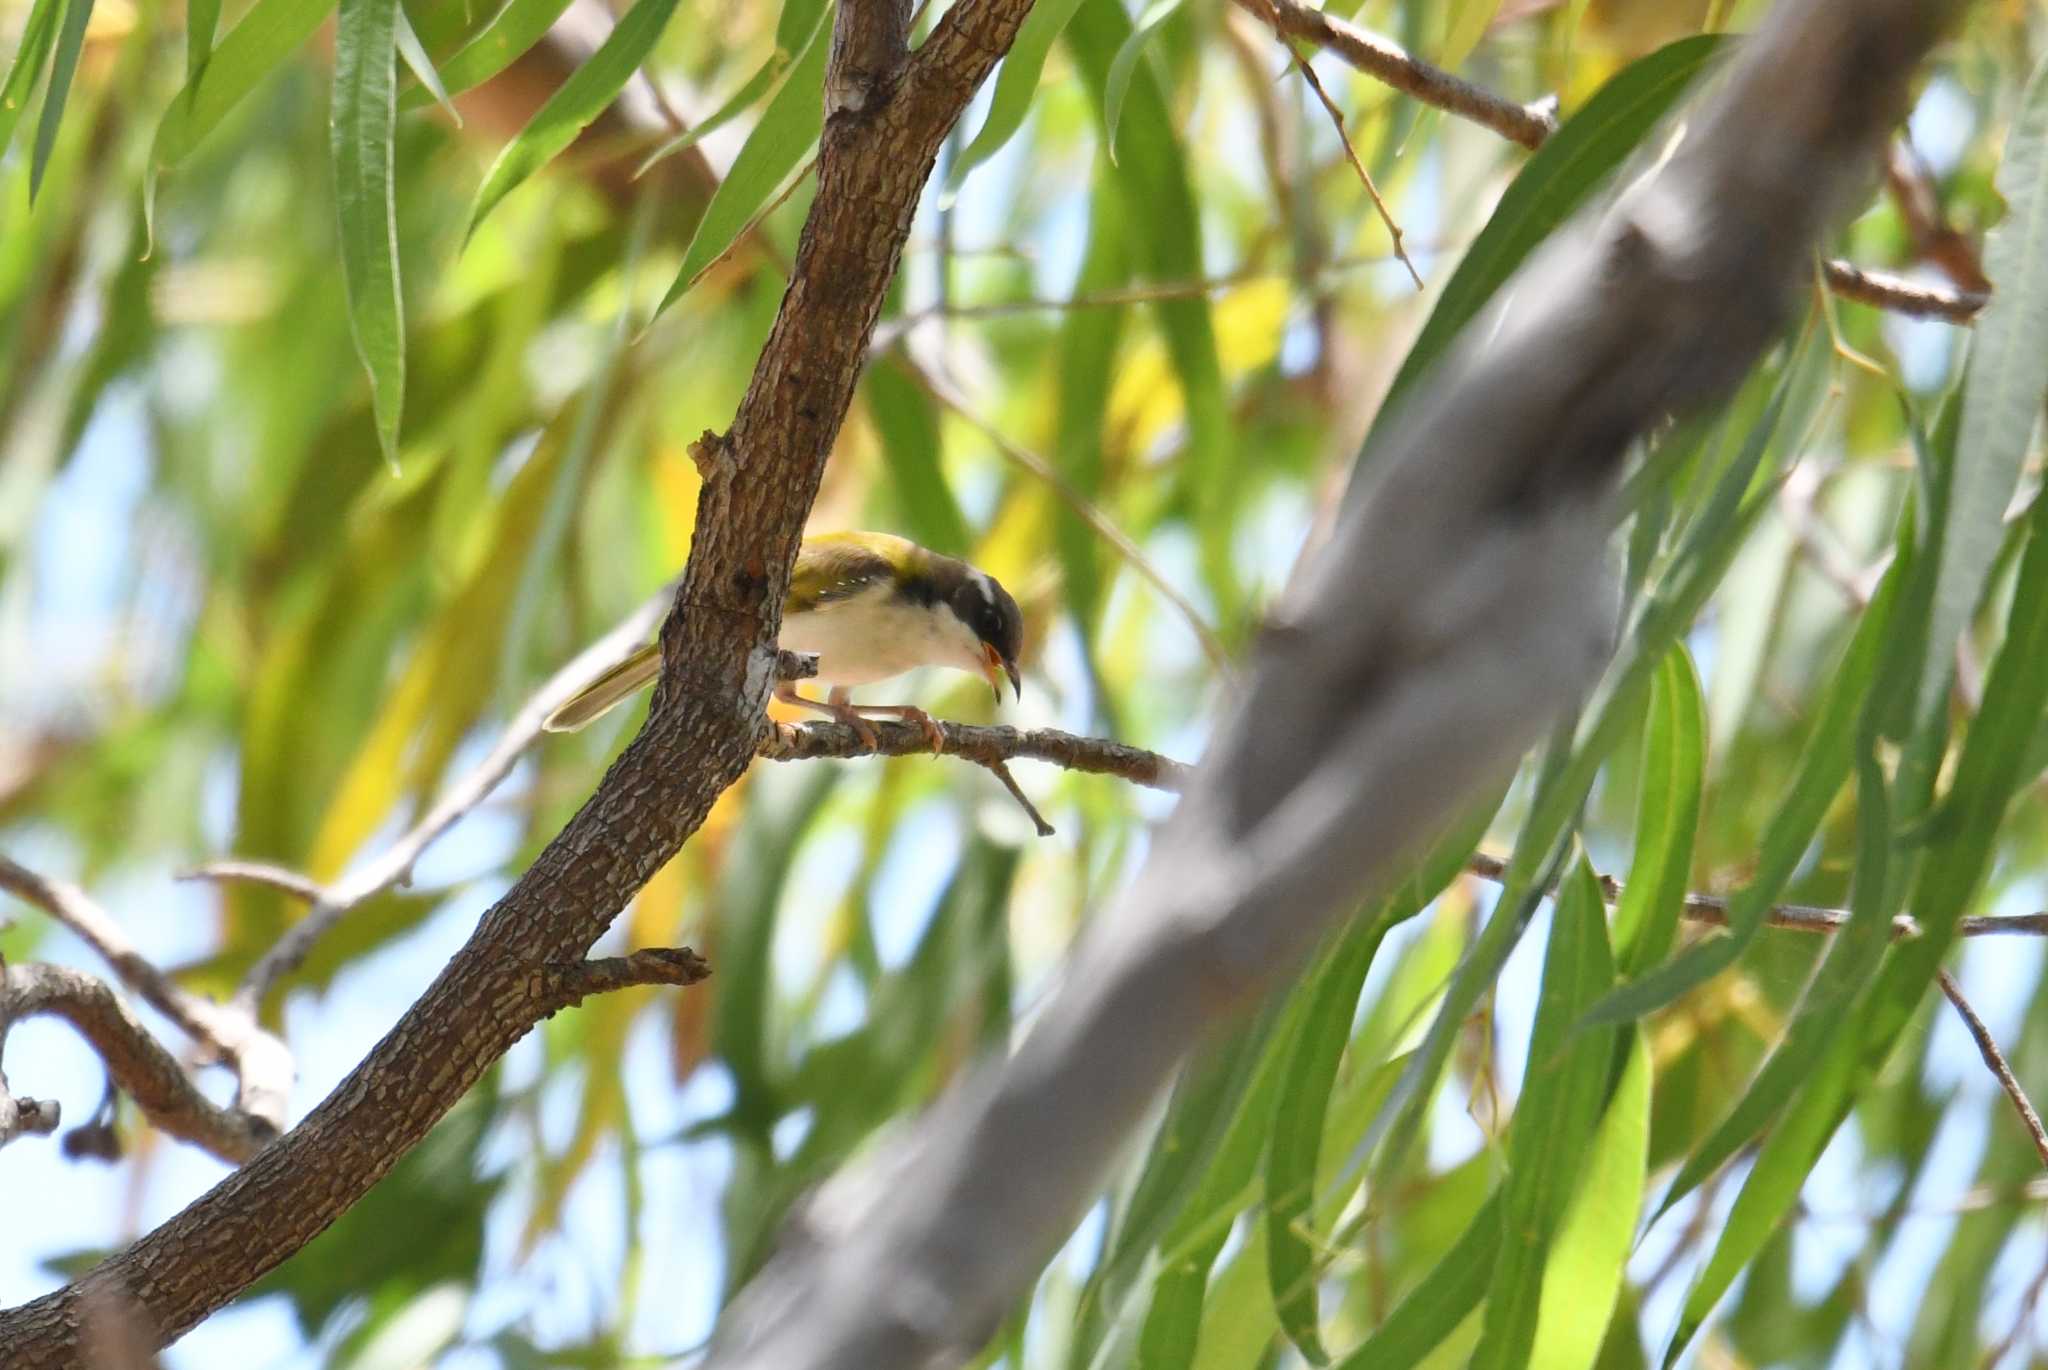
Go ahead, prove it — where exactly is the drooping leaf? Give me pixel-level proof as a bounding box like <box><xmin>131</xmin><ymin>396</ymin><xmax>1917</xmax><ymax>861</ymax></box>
<box><xmin>1529</xmin><ymin>1031</ymin><xmax>1651</xmax><ymax>1370</ymax></box>
<box><xmin>1910</xmin><ymin>53</ymin><xmax>2048</xmax><ymax>726</ymax></box>
<box><xmin>653</xmin><ymin>1</ymin><xmax>830</xmax><ymax>311</ymax></box>
<box><xmin>1471</xmin><ymin>855</ymin><xmax>1618</xmax><ymax>1370</ymax></box>
<box><xmin>1103</xmin><ymin>0</ymin><xmax>1182</xmax><ymax>164</ymax></box>
<box><xmin>333</xmin><ymin>0</ymin><xmax>407</xmax><ymax>471</ymax></box>
<box><xmin>866</xmin><ymin>358</ymin><xmax>973</xmax><ymax>558</ymax></box>
<box><xmin>1333</xmin><ymin>1193</ymin><xmax>1501</xmax><ymax>1369</ymax></box>
<box><xmin>151</xmin><ymin>0</ymin><xmax>341</xmax><ymax>168</ymax></box>
<box><xmin>947</xmin><ymin>0</ymin><xmax>1090</xmax><ymax>191</ymax></box>
<box><xmin>397</xmin><ymin>0</ymin><xmax>575</xmax><ymax>110</ymax></box>
<box><xmin>29</xmin><ymin>0</ymin><xmax>93</xmax><ymax>203</ymax></box>
<box><xmin>464</xmin><ymin>0</ymin><xmax>684</xmax><ymax>243</ymax></box>
<box><xmin>1610</xmin><ymin>646</ymin><xmax>1704</xmax><ymax>974</ymax></box>
<box><xmin>394</xmin><ymin>7</ymin><xmax>460</xmax><ymax>125</ymax></box>
<box><xmin>0</xmin><ymin>0</ymin><xmax>64</xmax><ymax>162</ymax></box>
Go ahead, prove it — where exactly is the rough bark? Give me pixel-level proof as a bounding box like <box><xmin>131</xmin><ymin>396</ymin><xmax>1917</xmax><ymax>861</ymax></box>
<box><xmin>0</xmin><ymin>0</ymin><xmax>1038</xmax><ymax>1361</ymax></box>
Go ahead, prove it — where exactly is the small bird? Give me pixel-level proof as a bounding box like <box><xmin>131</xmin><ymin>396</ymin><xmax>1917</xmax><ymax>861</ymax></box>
<box><xmin>542</xmin><ymin>531</ymin><xmax>1024</xmax><ymax>745</ymax></box>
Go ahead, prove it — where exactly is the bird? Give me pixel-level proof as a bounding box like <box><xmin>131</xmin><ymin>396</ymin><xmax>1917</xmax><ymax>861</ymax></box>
<box><xmin>542</xmin><ymin>531</ymin><xmax>1025</xmax><ymax>746</ymax></box>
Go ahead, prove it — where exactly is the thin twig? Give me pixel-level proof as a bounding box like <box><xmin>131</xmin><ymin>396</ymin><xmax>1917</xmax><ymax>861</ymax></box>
<box><xmin>1238</xmin><ymin>0</ymin><xmax>1558</xmax><ymax>150</ymax></box>
<box><xmin>903</xmin><ymin>363</ymin><xmax>1234</xmax><ymax>674</ymax></box>
<box><xmin>759</xmin><ymin>718</ymin><xmax>1193</xmax><ymax>792</ymax></box>
<box><xmin>1462</xmin><ymin>850</ymin><xmax>2048</xmax><ymax>939</ymax></box>
<box><xmin>0</xmin><ymin>856</ymin><xmax>289</xmax><ymax>1135</ymax></box>
<box><xmin>1246</xmin><ymin>0</ymin><xmax>1422</xmax><ymax>290</ymax></box>
<box><xmin>1250</xmin><ymin>0</ymin><xmax>1986</xmax><ymax>325</ymax></box>
<box><xmin>1939</xmin><ymin>968</ymin><xmax>2048</xmax><ymax>1171</ymax></box>
<box><xmin>983</xmin><ymin>758</ymin><xmax>1055</xmax><ymax>836</ymax></box>
<box><xmin>1819</xmin><ymin>258</ymin><xmax>1986</xmax><ymax>322</ymax></box>
<box><xmin>0</xmin><ymin>963</ymin><xmax>273</xmax><ymax>1162</ymax></box>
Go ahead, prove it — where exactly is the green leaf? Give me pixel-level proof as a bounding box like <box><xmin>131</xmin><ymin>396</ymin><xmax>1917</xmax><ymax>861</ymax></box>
<box><xmin>0</xmin><ymin>0</ymin><xmax>64</xmax><ymax>162</ymax></box>
<box><xmin>464</xmin><ymin>0</ymin><xmax>684</xmax><ymax>244</ymax></box>
<box><xmin>29</xmin><ymin>0</ymin><xmax>93</xmax><ymax>203</ymax></box>
<box><xmin>1611</xmin><ymin>646</ymin><xmax>1704</xmax><ymax>975</ymax></box>
<box><xmin>152</xmin><ymin>0</ymin><xmax>341</xmax><ymax>168</ymax></box>
<box><xmin>187</xmin><ymin>0</ymin><xmax>220</xmax><ymax>82</ymax></box>
<box><xmin>1660</xmin><ymin>1015</ymin><xmax>1860</xmax><ymax>1365</ymax></box>
<box><xmin>1351</xmin><ymin>34</ymin><xmax>1725</xmax><ymax>501</ymax></box>
<box><xmin>947</xmin><ymin>0</ymin><xmax>1090</xmax><ymax>192</ymax></box>
<box><xmin>1652</xmin><ymin>744</ymin><xmax>1893</xmax><ymax>1223</ymax></box>
<box><xmin>333</xmin><ymin>0</ymin><xmax>406</xmax><ymax>472</ymax></box>
<box><xmin>1581</xmin><ymin>526</ymin><xmax>1896</xmax><ymax>1026</ymax></box>
<box><xmin>397</xmin><ymin>0</ymin><xmax>575</xmax><ymax>111</ymax></box>
<box><xmin>1103</xmin><ymin>0</ymin><xmax>1181</xmax><ymax>164</ymax></box>
<box><xmin>394</xmin><ymin>7</ymin><xmax>459</xmax><ymax>125</ymax></box>
<box><xmin>633</xmin><ymin>55</ymin><xmax>782</xmax><ymax>179</ymax></box>
<box><xmin>1911</xmin><ymin>53</ymin><xmax>2048</xmax><ymax>726</ymax></box>
<box><xmin>1471</xmin><ymin>855</ymin><xmax>1618</xmax><ymax>1370</ymax></box>
<box><xmin>1863</xmin><ymin>491</ymin><xmax>2048</xmax><ymax>1053</ymax></box>
<box><xmin>1333</xmin><ymin>1193</ymin><xmax>1500</xmax><ymax>1369</ymax></box>
<box><xmin>1136</xmin><ymin>1001</ymin><xmax>1294</xmax><ymax>1370</ymax></box>
<box><xmin>1529</xmin><ymin>1031</ymin><xmax>1651</xmax><ymax>1370</ymax></box>
<box><xmin>1066</xmin><ymin>0</ymin><xmax>1237</xmax><ymax>621</ymax></box>
<box><xmin>1265</xmin><ymin>916</ymin><xmax>1390</xmax><ymax>1366</ymax></box>
<box><xmin>653</xmin><ymin>1</ymin><xmax>829</xmax><ymax>312</ymax></box>
<box><xmin>865</xmin><ymin>358</ymin><xmax>972</xmax><ymax>557</ymax></box>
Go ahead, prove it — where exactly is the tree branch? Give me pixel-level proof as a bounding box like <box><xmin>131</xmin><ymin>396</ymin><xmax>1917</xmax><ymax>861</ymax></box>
<box><xmin>534</xmin><ymin>947</ymin><xmax>713</xmax><ymax>1017</ymax></box>
<box><xmin>0</xmin><ymin>857</ymin><xmax>288</xmax><ymax>1139</ymax></box>
<box><xmin>698</xmin><ymin>3</ymin><xmax>1959</xmax><ymax>1364</ymax></box>
<box><xmin>760</xmin><ymin>719</ymin><xmax>1194</xmax><ymax>791</ymax></box>
<box><xmin>1938</xmin><ymin>969</ymin><xmax>2048</xmax><ymax>1171</ymax></box>
<box><xmin>1242</xmin><ymin>0</ymin><xmax>1987</xmax><ymax>324</ymax></box>
<box><xmin>0</xmin><ymin>964</ymin><xmax>272</xmax><ymax>1164</ymax></box>
<box><xmin>1242</xmin><ymin>0</ymin><xmax>1559</xmax><ymax>150</ymax></box>
<box><xmin>0</xmin><ymin>0</ymin><xmax>1045</xmax><ymax>1357</ymax></box>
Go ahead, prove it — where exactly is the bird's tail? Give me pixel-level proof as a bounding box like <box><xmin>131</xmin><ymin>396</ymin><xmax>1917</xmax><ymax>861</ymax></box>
<box><xmin>542</xmin><ymin>643</ymin><xmax>662</xmax><ymax>733</ymax></box>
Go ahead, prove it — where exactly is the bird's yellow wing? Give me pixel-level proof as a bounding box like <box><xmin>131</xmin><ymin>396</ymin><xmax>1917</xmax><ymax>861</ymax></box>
<box><xmin>786</xmin><ymin>532</ymin><xmax>914</xmax><ymax>612</ymax></box>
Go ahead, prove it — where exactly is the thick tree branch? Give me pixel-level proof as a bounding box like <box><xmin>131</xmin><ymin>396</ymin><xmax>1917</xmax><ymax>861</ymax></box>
<box><xmin>1244</xmin><ymin>0</ymin><xmax>1987</xmax><ymax>324</ymax></box>
<box><xmin>0</xmin><ymin>857</ymin><xmax>288</xmax><ymax>1138</ymax></box>
<box><xmin>699</xmin><ymin>4</ymin><xmax>1959</xmax><ymax>1365</ymax></box>
<box><xmin>0</xmin><ymin>0</ymin><xmax>1043</xmax><ymax>1358</ymax></box>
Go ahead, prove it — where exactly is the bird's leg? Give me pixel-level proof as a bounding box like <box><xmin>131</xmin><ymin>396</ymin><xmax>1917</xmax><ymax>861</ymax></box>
<box><xmin>776</xmin><ymin>682</ymin><xmax>879</xmax><ymax>749</ymax></box>
<box><xmin>842</xmin><ymin>703</ymin><xmax>946</xmax><ymax>754</ymax></box>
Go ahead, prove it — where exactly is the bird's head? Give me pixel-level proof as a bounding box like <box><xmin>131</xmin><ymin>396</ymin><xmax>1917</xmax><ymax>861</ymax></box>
<box><xmin>945</xmin><ymin>566</ymin><xmax>1024</xmax><ymax>705</ymax></box>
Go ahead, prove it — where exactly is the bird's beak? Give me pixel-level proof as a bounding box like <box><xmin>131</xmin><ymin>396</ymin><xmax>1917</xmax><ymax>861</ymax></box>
<box><xmin>981</xmin><ymin>642</ymin><xmax>1021</xmax><ymax>705</ymax></box>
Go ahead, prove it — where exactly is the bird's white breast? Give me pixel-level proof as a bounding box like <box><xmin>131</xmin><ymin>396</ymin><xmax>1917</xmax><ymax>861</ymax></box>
<box><xmin>781</xmin><ymin>583</ymin><xmax>985</xmax><ymax>691</ymax></box>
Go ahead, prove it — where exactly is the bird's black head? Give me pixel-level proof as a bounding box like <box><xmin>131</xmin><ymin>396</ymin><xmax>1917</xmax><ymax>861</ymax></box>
<box><xmin>948</xmin><ymin>566</ymin><xmax>1024</xmax><ymax>702</ymax></box>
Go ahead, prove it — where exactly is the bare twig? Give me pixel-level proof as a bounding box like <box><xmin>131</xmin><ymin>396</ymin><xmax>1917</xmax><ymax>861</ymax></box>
<box><xmin>535</xmin><ymin>947</ymin><xmax>712</xmax><ymax>1017</ymax></box>
<box><xmin>1462</xmin><ymin>850</ymin><xmax>2048</xmax><ymax>940</ymax></box>
<box><xmin>1250</xmin><ymin>0</ymin><xmax>1987</xmax><ymax>325</ymax></box>
<box><xmin>760</xmin><ymin>718</ymin><xmax>1193</xmax><ymax>792</ymax></box>
<box><xmin>1237</xmin><ymin>0</ymin><xmax>1558</xmax><ymax>150</ymax></box>
<box><xmin>1938</xmin><ymin>969</ymin><xmax>2048</xmax><ymax>1171</ymax></box>
<box><xmin>0</xmin><ymin>964</ymin><xmax>272</xmax><ymax>1163</ymax></box>
<box><xmin>0</xmin><ymin>857</ymin><xmax>288</xmax><ymax>1137</ymax></box>
<box><xmin>1819</xmin><ymin>258</ymin><xmax>1987</xmax><ymax>322</ymax></box>
<box><xmin>1245</xmin><ymin>0</ymin><xmax>1422</xmax><ymax>290</ymax></box>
